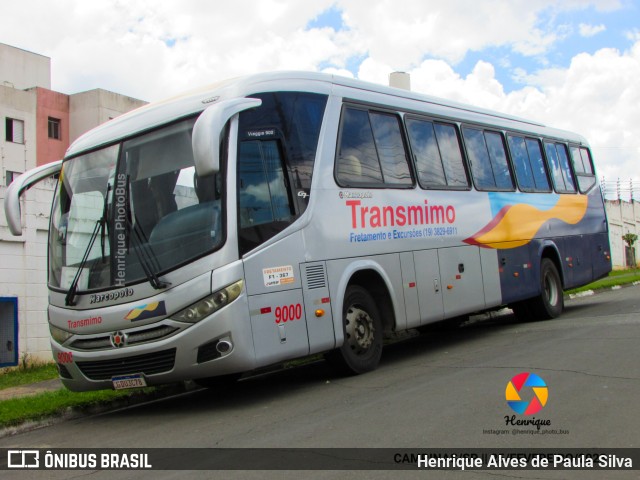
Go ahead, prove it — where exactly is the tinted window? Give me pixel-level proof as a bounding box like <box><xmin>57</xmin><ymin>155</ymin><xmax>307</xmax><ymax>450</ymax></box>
<box><xmin>369</xmin><ymin>112</ymin><xmax>412</xmax><ymax>185</ymax></box>
<box><xmin>436</xmin><ymin>124</ymin><xmax>468</xmax><ymax>187</ymax></box>
<box><xmin>238</xmin><ymin>140</ymin><xmax>294</xmax><ymax>254</ymax></box>
<box><xmin>508</xmin><ymin>135</ymin><xmax>550</xmax><ymax>192</ymax></box>
<box><xmin>527</xmin><ymin>138</ymin><xmax>550</xmax><ymax>191</ymax></box>
<box><xmin>336</xmin><ymin>107</ymin><xmax>412</xmax><ymax>187</ymax></box>
<box><xmin>545</xmin><ymin>142</ymin><xmax>576</xmax><ymax>193</ymax></box>
<box><xmin>406</xmin><ymin>118</ymin><xmax>467</xmax><ymax>188</ymax></box>
<box><xmin>238</xmin><ymin>141</ymin><xmax>292</xmax><ymax>228</ymax></box>
<box><xmin>570</xmin><ymin>146</ymin><xmax>596</xmax><ymax>192</ymax></box>
<box><xmin>336</xmin><ymin>108</ymin><xmax>384</xmax><ymax>185</ymax></box>
<box><xmin>239</xmin><ymin>92</ymin><xmax>327</xmax><ymax>213</ymax></box>
<box><xmin>463</xmin><ymin>127</ymin><xmax>513</xmax><ymax>191</ymax></box>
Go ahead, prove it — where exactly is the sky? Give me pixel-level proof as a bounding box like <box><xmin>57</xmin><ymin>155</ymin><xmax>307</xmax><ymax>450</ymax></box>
<box><xmin>1</xmin><ymin>0</ymin><xmax>639</xmax><ymax>197</ymax></box>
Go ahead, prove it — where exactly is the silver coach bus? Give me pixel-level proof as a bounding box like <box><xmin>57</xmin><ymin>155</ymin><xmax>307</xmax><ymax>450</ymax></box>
<box><xmin>5</xmin><ymin>72</ymin><xmax>610</xmax><ymax>391</ymax></box>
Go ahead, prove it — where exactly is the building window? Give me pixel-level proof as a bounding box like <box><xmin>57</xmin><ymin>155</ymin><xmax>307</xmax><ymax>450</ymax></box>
<box><xmin>0</xmin><ymin>297</ymin><xmax>19</xmax><ymax>367</ymax></box>
<box><xmin>48</xmin><ymin>117</ymin><xmax>61</xmax><ymax>140</ymax></box>
<box><xmin>5</xmin><ymin>118</ymin><xmax>25</xmax><ymax>144</ymax></box>
<box><xmin>5</xmin><ymin>170</ymin><xmax>21</xmax><ymax>186</ymax></box>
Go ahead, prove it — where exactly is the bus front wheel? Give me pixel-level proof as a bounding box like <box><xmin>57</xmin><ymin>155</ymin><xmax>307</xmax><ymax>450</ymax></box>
<box><xmin>327</xmin><ymin>285</ymin><xmax>383</xmax><ymax>375</ymax></box>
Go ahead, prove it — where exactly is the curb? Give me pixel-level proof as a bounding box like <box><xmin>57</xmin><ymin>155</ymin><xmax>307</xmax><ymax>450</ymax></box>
<box><xmin>567</xmin><ymin>279</ymin><xmax>640</xmax><ymax>300</ymax></box>
<box><xmin>0</xmin><ymin>382</ymin><xmax>196</xmax><ymax>439</ymax></box>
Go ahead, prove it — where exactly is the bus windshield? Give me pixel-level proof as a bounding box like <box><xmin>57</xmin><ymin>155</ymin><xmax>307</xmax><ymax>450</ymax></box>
<box><xmin>49</xmin><ymin>117</ymin><xmax>224</xmax><ymax>293</ymax></box>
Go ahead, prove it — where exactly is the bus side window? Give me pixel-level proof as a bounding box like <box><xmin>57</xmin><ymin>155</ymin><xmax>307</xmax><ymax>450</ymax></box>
<box><xmin>336</xmin><ymin>107</ymin><xmax>384</xmax><ymax>186</ymax></box>
<box><xmin>462</xmin><ymin>127</ymin><xmax>514</xmax><ymax>191</ymax></box>
<box><xmin>369</xmin><ymin>112</ymin><xmax>412</xmax><ymax>186</ymax></box>
<box><xmin>406</xmin><ymin>118</ymin><xmax>468</xmax><ymax>189</ymax></box>
<box><xmin>570</xmin><ymin>146</ymin><xmax>596</xmax><ymax>193</ymax></box>
<box><xmin>238</xmin><ymin>140</ymin><xmax>294</xmax><ymax>255</ymax></box>
<box><xmin>507</xmin><ymin>135</ymin><xmax>550</xmax><ymax>192</ymax></box>
<box><xmin>544</xmin><ymin>142</ymin><xmax>576</xmax><ymax>193</ymax></box>
<box><xmin>336</xmin><ymin>107</ymin><xmax>412</xmax><ymax>187</ymax></box>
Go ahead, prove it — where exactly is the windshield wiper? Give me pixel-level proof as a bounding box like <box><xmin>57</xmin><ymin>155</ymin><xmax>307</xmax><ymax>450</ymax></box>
<box><xmin>100</xmin><ymin>184</ymin><xmax>110</xmax><ymax>262</ymax></box>
<box><xmin>126</xmin><ymin>214</ymin><xmax>169</xmax><ymax>290</ymax></box>
<box><xmin>65</xmin><ymin>184</ymin><xmax>110</xmax><ymax>306</ymax></box>
<box><xmin>123</xmin><ymin>178</ymin><xmax>169</xmax><ymax>290</ymax></box>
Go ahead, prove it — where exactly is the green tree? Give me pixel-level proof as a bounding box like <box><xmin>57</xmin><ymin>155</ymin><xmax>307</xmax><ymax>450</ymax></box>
<box><xmin>622</xmin><ymin>233</ymin><xmax>638</xmax><ymax>268</ymax></box>
<box><xmin>622</xmin><ymin>233</ymin><xmax>638</xmax><ymax>247</ymax></box>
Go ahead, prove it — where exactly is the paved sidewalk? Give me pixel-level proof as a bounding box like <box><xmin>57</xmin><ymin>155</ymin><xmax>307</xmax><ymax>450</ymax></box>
<box><xmin>0</xmin><ymin>378</ymin><xmax>63</xmax><ymax>401</ymax></box>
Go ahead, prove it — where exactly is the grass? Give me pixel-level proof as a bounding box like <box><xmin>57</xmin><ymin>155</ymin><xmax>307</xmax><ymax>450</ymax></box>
<box><xmin>0</xmin><ymin>362</ymin><xmax>166</xmax><ymax>429</ymax></box>
<box><xmin>566</xmin><ymin>268</ymin><xmax>640</xmax><ymax>294</ymax></box>
<box><xmin>0</xmin><ymin>388</ymin><xmax>148</xmax><ymax>428</ymax></box>
<box><xmin>0</xmin><ymin>363</ymin><xmax>59</xmax><ymax>390</ymax></box>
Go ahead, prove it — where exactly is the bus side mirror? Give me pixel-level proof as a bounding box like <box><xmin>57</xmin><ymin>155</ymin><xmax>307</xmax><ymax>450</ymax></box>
<box><xmin>4</xmin><ymin>160</ymin><xmax>63</xmax><ymax>236</ymax></box>
<box><xmin>192</xmin><ymin>97</ymin><xmax>262</xmax><ymax>176</ymax></box>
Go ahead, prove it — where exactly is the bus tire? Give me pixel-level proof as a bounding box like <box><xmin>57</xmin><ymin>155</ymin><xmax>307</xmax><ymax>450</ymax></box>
<box><xmin>521</xmin><ymin>258</ymin><xmax>563</xmax><ymax>320</ymax></box>
<box><xmin>327</xmin><ymin>285</ymin><xmax>383</xmax><ymax>375</ymax></box>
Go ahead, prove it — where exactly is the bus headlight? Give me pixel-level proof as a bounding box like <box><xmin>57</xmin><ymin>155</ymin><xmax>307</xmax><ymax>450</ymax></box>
<box><xmin>173</xmin><ymin>280</ymin><xmax>244</xmax><ymax>324</ymax></box>
<box><xmin>50</xmin><ymin>324</ymin><xmax>73</xmax><ymax>345</ymax></box>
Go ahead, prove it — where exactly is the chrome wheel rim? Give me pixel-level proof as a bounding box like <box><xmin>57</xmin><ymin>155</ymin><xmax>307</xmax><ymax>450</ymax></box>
<box><xmin>345</xmin><ymin>305</ymin><xmax>375</xmax><ymax>354</ymax></box>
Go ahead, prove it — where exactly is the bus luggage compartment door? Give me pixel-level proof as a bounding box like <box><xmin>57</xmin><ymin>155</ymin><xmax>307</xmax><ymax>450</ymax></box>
<box><xmin>414</xmin><ymin>249</ymin><xmax>444</xmax><ymax>325</ymax></box>
<box><xmin>438</xmin><ymin>246</ymin><xmax>485</xmax><ymax>318</ymax></box>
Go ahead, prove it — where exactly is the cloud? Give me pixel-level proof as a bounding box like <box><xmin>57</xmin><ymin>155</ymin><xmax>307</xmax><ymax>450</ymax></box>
<box><xmin>0</xmin><ymin>0</ymin><xmax>637</xmax><ymax>184</ymax></box>
<box><xmin>579</xmin><ymin>23</ymin><xmax>606</xmax><ymax>37</ymax></box>
<box><xmin>408</xmin><ymin>42</ymin><xmax>640</xmax><ymax>184</ymax></box>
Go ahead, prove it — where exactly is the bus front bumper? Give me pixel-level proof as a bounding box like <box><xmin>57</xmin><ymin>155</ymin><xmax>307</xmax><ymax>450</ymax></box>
<box><xmin>51</xmin><ymin>294</ymin><xmax>257</xmax><ymax>392</ymax></box>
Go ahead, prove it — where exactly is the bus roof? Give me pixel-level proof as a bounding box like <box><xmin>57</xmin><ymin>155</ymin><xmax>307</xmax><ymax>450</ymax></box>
<box><xmin>66</xmin><ymin>71</ymin><xmax>587</xmax><ymax>158</ymax></box>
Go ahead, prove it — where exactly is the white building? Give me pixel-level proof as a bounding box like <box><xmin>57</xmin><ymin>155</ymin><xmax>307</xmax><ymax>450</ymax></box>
<box><xmin>605</xmin><ymin>199</ymin><xmax>640</xmax><ymax>268</ymax></box>
<box><xmin>0</xmin><ymin>43</ymin><xmax>146</xmax><ymax>366</ymax></box>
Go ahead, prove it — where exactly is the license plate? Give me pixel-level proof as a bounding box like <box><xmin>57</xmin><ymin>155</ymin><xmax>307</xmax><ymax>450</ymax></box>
<box><xmin>112</xmin><ymin>374</ymin><xmax>147</xmax><ymax>390</ymax></box>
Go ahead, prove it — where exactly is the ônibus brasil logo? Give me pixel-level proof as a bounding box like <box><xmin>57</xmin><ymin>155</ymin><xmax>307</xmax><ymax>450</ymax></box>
<box><xmin>505</xmin><ymin>372</ymin><xmax>548</xmax><ymax>415</ymax></box>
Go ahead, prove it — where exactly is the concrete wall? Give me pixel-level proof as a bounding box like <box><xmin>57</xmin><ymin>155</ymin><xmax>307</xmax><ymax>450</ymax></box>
<box><xmin>0</xmin><ymin>84</ymin><xmax>37</xmax><ymax>183</ymax></box>
<box><xmin>0</xmin><ymin>179</ymin><xmax>55</xmax><ymax>363</ymax></box>
<box><xmin>70</xmin><ymin>89</ymin><xmax>147</xmax><ymax>142</ymax></box>
<box><xmin>1</xmin><ymin>44</ymin><xmax>147</xmax><ymax>365</ymax></box>
<box><xmin>0</xmin><ymin>43</ymin><xmax>50</xmax><ymax>90</ymax></box>
<box><xmin>35</xmin><ymin>87</ymin><xmax>70</xmax><ymax>166</ymax></box>
<box><xmin>605</xmin><ymin>200</ymin><xmax>640</xmax><ymax>268</ymax></box>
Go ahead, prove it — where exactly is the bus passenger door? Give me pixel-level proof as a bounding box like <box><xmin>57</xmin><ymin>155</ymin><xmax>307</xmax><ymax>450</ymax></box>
<box><xmin>438</xmin><ymin>246</ymin><xmax>485</xmax><ymax>318</ymax></box>
<box><xmin>414</xmin><ymin>250</ymin><xmax>444</xmax><ymax>325</ymax></box>
<box><xmin>238</xmin><ymin>137</ymin><xmax>311</xmax><ymax>366</ymax></box>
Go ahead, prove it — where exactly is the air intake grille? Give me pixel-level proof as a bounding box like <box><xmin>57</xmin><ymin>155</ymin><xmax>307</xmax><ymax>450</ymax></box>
<box><xmin>77</xmin><ymin>348</ymin><xmax>176</xmax><ymax>380</ymax></box>
<box><xmin>70</xmin><ymin>325</ymin><xmax>179</xmax><ymax>351</ymax></box>
<box><xmin>305</xmin><ymin>264</ymin><xmax>326</xmax><ymax>289</ymax></box>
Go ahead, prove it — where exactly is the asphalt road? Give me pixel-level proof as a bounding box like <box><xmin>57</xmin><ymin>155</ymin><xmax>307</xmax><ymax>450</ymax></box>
<box><xmin>2</xmin><ymin>286</ymin><xmax>639</xmax><ymax>479</ymax></box>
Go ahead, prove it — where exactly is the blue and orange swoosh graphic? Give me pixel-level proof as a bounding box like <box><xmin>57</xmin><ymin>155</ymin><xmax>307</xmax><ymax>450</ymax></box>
<box><xmin>464</xmin><ymin>193</ymin><xmax>589</xmax><ymax>249</ymax></box>
<box><xmin>125</xmin><ymin>301</ymin><xmax>167</xmax><ymax>321</ymax></box>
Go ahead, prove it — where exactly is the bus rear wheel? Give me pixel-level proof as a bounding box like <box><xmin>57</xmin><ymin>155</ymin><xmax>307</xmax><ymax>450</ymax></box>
<box><xmin>513</xmin><ymin>258</ymin><xmax>563</xmax><ymax>320</ymax></box>
<box><xmin>327</xmin><ymin>285</ymin><xmax>383</xmax><ymax>375</ymax></box>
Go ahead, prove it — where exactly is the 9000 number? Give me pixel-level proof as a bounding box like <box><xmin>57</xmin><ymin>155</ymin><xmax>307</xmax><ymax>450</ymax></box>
<box><xmin>275</xmin><ymin>304</ymin><xmax>302</xmax><ymax>324</ymax></box>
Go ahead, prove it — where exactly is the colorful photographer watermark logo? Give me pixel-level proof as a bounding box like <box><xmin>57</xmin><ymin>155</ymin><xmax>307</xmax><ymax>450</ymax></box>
<box><xmin>505</xmin><ymin>372</ymin><xmax>548</xmax><ymax>415</ymax></box>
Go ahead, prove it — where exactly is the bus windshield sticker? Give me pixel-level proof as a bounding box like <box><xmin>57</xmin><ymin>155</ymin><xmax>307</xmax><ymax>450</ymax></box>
<box><xmin>246</xmin><ymin>128</ymin><xmax>277</xmax><ymax>139</ymax></box>
<box><xmin>263</xmin><ymin>265</ymin><xmax>295</xmax><ymax>287</ymax></box>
